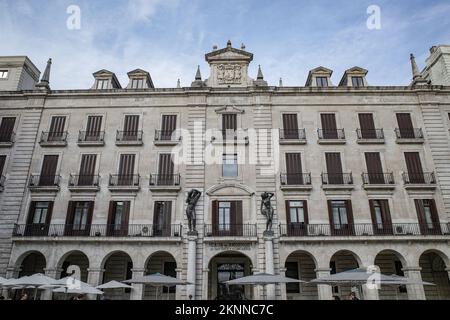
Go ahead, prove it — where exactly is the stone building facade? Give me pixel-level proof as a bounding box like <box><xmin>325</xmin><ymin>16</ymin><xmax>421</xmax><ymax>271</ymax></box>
<box><xmin>1</xmin><ymin>42</ymin><xmax>450</xmax><ymax>300</ymax></box>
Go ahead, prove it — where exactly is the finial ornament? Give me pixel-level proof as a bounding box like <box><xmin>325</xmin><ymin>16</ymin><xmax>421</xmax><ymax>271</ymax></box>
<box><xmin>36</xmin><ymin>58</ymin><xmax>52</xmax><ymax>90</ymax></box>
<box><xmin>195</xmin><ymin>65</ymin><xmax>202</xmax><ymax>81</ymax></box>
<box><xmin>227</xmin><ymin>40</ymin><xmax>232</xmax><ymax>48</ymax></box>
<box><xmin>257</xmin><ymin>65</ymin><xmax>264</xmax><ymax>80</ymax></box>
<box><xmin>177</xmin><ymin>78</ymin><xmax>181</xmax><ymax>88</ymax></box>
<box><xmin>241</xmin><ymin>43</ymin><xmax>246</xmax><ymax>50</ymax></box>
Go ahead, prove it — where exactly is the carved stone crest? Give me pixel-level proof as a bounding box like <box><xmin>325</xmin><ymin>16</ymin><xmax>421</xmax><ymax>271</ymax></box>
<box><xmin>217</xmin><ymin>64</ymin><xmax>243</xmax><ymax>84</ymax></box>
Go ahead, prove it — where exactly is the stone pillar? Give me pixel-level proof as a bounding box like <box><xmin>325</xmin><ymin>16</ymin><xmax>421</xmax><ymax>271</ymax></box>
<box><xmin>41</xmin><ymin>268</ymin><xmax>62</xmax><ymax>300</ymax></box>
<box><xmin>201</xmin><ymin>268</ymin><xmax>209</xmax><ymax>300</ymax></box>
<box><xmin>130</xmin><ymin>268</ymin><xmax>146</xmax><ymax>300</ymax></box>
<box><xmin>3</xmin><ymin>267</ymin><xmax>20</xmax><ymax>299</ymax></box>
<box><xmin>315</xmin><ymin>268</ymin><xmax>333</xmax><ymax>300</ymax></box>
<box><xmin>175</xmin><ymin>268</ymin><xmax>183</xmax><ymax>300</ymax></box>
<box><xmin>264</xmin><ymin>231</ymin><xmax>275</xmax><ymax>300</ymax></box>
<box><xmin>403</xmin><ymin>267</ymin><xmax>426</xmax><ymax>300</ymax></box>
<box><xmin>279</xmin><ymin>268</ymin><xmax>287</xmax><ymax>300</ymax></box>
<box><xmin>87</xmin><ymin>268</ymin><xmax>104</xmax><ymax>301</ymax></box>
<box><xmin>186</xmin><ymin>232</ymin><xmax>198</xmax><ymax>300</ymax></box>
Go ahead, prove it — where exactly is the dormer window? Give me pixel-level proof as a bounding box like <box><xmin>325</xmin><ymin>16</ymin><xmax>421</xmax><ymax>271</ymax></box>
<box><xmin>96</xmin><ymin>79</ymin><xmax>109</xmax><ymax>90</ymax></box>
<box><xmin>316</xmin><ymin>77</ymin><xmax>328</xmax><ymax>87</ymax></box>
<box><xmin>126</xmin><ymin>69</ymin><xmax>154</xmax><ymax>89</ymax></box>
<box><xmin>131</xmin><ymin>78</ymin><xmax>144</xmax><ymax>89</ymax></box>
<box><xmin>0</xmin><ymin>70</ymin><xmax>8</xmax><ymax>79</ymax></box>
<box><xmin>352</xmin><ymin>76</ymin><xmax>364</xmax><ymax>87</ymax></box>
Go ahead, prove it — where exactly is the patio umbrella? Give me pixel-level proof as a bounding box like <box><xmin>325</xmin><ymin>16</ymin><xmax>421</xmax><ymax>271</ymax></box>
<box><xmin>225</xmin><ymin>273</ymin><xmax>306</xmax><ymax>300</ymax></box>
<box><xmin>1</xmin><ymin>274</ymin><xmax>59</xmax><ymax>300</ymax></box>
<box><xmin>123</xmin><ymin>273</ymin><xmax>191</xmax><ymax>300</ymax></box>
<box><xmin>52</xmin><ymin>277</ymin><xmax>104</xmax><ymax>296</ymax></box>
<box><xmin>96</xmin><ymin>281</ymin><xmax>133</xmax><ymax>289</ymax></box>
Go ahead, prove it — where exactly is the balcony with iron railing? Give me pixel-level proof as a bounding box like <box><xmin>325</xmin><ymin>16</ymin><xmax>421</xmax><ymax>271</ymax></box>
<box><xmin>115</xmin><ymin>130</ymin><xmax>143</xmax><ymax>146</ymax></box>
<box><xmin>321</xmin><ymin>173</ymin><xmax>354</xmax><ymax>190</ymax></box>
<box><xmin>0</xmin><ymin>132</ymin><xmax>15</xmax><ymax>147</ymax></box>
<box><xmin>362</xmin><ymin>172</ymin><xmax>395</xmax><ymax>190</ymax></box>
<box><xmin>39</xmin><ymin>131</ymin><xmax>68</xmax><ymax>147</ymax></box>
<box><xmin>68</xmin><ymin>174</ymin><xmax>100</xmax><ymax>192</ymax></box>
<box><xmin>154</xmin><ymin>130</ymin><xmax>181</xmax><ymax>145</ymax></box>
<box><xmin>204</xmin><ymin>224</ymin><xmax>257</xmax><ymax>239</ymax></box>
<box><xmin>356</xmin><ymin>129</ymin><xmax>385</xmax><ymax>144</ymax></box>
<box><xmin>149</xmin><ymin>174</ymin><xmax>181</xmax><ymax>192</ymax></box>
<box><xmin>279</xmin><ymin>129</ymin><xmax>307</xmax><ymax>144</ymax></box>
<box><xmin>108</xmin><ymin>174</ymin><xmax>140</xmax><ymax>192</ymax></box>
<box><xmin>317</xmin><ymin>129</ymin><xmax>346</xmax><ymax>144</ymax></box>
<box><xmin>402</xmin><ymin>172</ymin><xmax>436</xmax><ymax>190</ymax></box>
<box><xmin>28</xmin><ymin>174</ymin><xmax>61</xmax><ymax>192</ymax></box>
<box><xmin>12</xmin><ymin>224</ymin><xmax>183</xmax><ymax>240</ymax></box>
<box><xmin>395</xmin><ymin>128</ymin><xmax>424</xmax><ymax>144</ymax></box>
<box><xmin>280</xmin><ymin>173</ymin><xmax>312</xmax><ymax>191</ymax></box>
<box><xmin>0</xmin><ymin>175</ymin><xmax>5</xmax><ymax>191</ymax></box>
<box><xmin>78</xmin><ymin>131</ymin><xmax>105</xmax><ymax>146</ymax></box>
<box><xmin>211</xmin><ymin>129</ymin><xmax>249</xmax><ymax>145</ymax></box>
<box><xmin>279</xmin><ymin>223</ymin><xmax>450</xmax><ymax>238</ymax></box>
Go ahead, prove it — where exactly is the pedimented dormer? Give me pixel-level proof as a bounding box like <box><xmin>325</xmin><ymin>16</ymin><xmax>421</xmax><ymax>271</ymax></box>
<box><xmin>126</xmin><ymin>69</ymin><xmax>154</xmax><ymax>89</ymax></box>
<box><xmin>91</xmin><ymin>69</ymin><xmax>122</xmax><ymax>90</ymax></box>
<box><xmin>306</xmin><ymin>66</ymin><xmax>333</xmax><ymax>87</ymax></box>
<box><xmin>339</xmin><ymin>66</ymin><xmax>368</xmax><ymax>87</ymax></box>
<box><xmin>204</xmin><ymin>40</ymin><xmax>254</xmax><ymax>87</ymax></box>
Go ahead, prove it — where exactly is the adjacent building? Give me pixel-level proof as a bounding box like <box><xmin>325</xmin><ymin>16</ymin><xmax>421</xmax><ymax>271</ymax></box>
<box><xmin>1</xmin><ymin>42</ymin><xmax>450</xmax><ymax>300</ymax></box>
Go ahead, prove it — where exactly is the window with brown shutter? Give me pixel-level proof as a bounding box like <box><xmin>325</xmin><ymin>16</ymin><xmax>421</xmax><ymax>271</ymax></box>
<box><xmin>396</xmin><ymin>113</ymin><xmax>414</xmax><ymax>138</ymax></box>
<box><xmin>286</xmin><ymin>200</ymin><xmax>308</xmax><ymax>236</ymax></box>
<box><xmin>123</xmin><ymin>115</ymin><xmax>139</xmax><ymax>140</ymax></box>
<box><xmin>86</xmin><ymin>116</ymin><xmax>102</xmax><ymax>140</ymax></box>
<box><xmin>48</xmin><ymin>116</ymin><xmax>66</xmax><ymax>141</ymax></box>
<box><xmin>78</xmin><ymin>154</ymin><xmax>97</xmax><ymax>186</ymax></box>
<box><xmin>0</xmin><ymin>117</ymin><xmax>16</xmax><ymax>142</ymax></box>
<box><xmin>153</xmin><ymin>201</ymin><xmax>172</xmax><ymax>236</ymax></box>
<box><xmin>404</xmin><ymin>152</ymin><xmax>424</xmax><ymax>183</ymax></box>
<box><xmin>321</xmin><ymin>114</ymin><xmax>338</xmax><ymax>139</ymax></box>
<box><xmin>328</xmin><ymin>200</ymin><xmax>354</xmax><ymax>235</ymax></box>
<box><xmin>369</xmin><ymin>200</ymin><xmax>392</xmax><ymax>234</ymax></box>
<box><xmin>282</xmin><ymin>114</ymin><xmax>299</xmax><ymax>139</ymax></box>
<box><xmin>365</xmin><ymin>152</ymin><xmax>384</xmax><ymax>184</ymax></box>
<box><xmin>222</xmin><ymin>114</ymin><xmax>237</xmax><ymax>139</ymax></box>
<box><xmin>107</xmin><ymin>201</ymin><xmax>130</xmax><ymax>236</ymax></box>
<box><xmin>358</xmin><ymin>113</ymin><xmax>376</xmax><ymax>139</ymax></box>
<box><xmin>25</xmin><ymin>201</ymin><xmax>53</xmax><ymax>236</ymax></box>
<box><xmin>285</xmin><ymin>153</ymin><xmax>303</xmax><ymax>185</ymax></box>
<box><xmin>65</xmin><ymin>201</ymin><xmax>94</xmax><ymax>236</ymax></box>
<box><xmin>325</xmin><ymin>153</ymin><xmax>343</xmax><ymax>184</ymax></box>
<box><xmin>39</xmin><ymin>155</ymin><xmax>58</xmax><ymax>186</ymax></box>
<box><xmin>161</xmin><ymin>115</ymin><xmax>177</xmax><ymax>140</ymax></box>
<box><xmin>415</xmin><ymin>199</ymin><xmax>441</xmax><ymax>235</ymax></box>
<box><xmin>118</xmin><ymin>154</ymin><xmax>135</xmax><ymax>185</ymax></box>
<box><xmin>158</xmin><ymin>154</ymin><xmax>174</xmax><ymax>185</ymax></box>
<box><xmin>213</xmin><ymin>200</ymin><xmax>243</xmax><ymax>236</ymax></box>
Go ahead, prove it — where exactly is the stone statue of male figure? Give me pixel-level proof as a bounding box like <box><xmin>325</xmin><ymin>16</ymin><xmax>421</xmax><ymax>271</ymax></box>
<box><xmin>186</xmin><ymin>189</ymin><xmax>202</xmax><ymax>233</ymax></box>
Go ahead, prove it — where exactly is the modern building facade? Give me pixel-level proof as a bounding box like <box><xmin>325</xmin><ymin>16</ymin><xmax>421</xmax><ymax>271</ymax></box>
<box><xmin>1</xmin><ymin>42</ymin><xmax>450</xmax><ymax>300</ymax></box>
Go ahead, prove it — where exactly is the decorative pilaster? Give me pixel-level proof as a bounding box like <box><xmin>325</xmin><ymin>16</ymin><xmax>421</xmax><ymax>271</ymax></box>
<box><xmin>175</xmin><ymin>268</ymin><xmax>183</xmax><ymax>300</ymax></box>
<box><xmin>186</xmin><ymin>232</ymin><xmax>198</xmax><ymax>300</ymax></box>
<box><xmin>315</xmin><ymin>268</ymin><xmax>333</xmax><ymax>300</ymax></box>
<box><xmin>41</xmin><ymin>268</ymin><xmax>62</xmax><ymax>300</ymax></box>
<box><xmin>403</xmin><ymin>267</ymin><xmax>426</xmax><ymax>300</ymax></box>
<box><xmin>201</xmin><ymin>268</ymin><xmax>209</xmax><ymax>300</ymax></box>
<box><xmin>279</xmin><ymin>267</ymin><xmax>287</xmax><ymax>300</ymax></box>
<box><xmin>87</xmin><ymin>268</ymin><xmax>104</xmax><ymax>301</ymax></box>
<box><xmin>264</xmin><ymin>231</ymin><xmax>275</xmax><ymax>300</ymax></box>
<box><xmin>130</xmin><ymin>268</ymin><xmax>146</xmax><ymax>300</ymax></box>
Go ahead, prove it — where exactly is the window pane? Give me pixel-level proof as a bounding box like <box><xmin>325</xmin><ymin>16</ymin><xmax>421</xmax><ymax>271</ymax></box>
<box><xmin>290</xmin><ymin>208</ymin><xmax>298</xmax><ymax>223</ymax></box>
<box><xmin>222</xmin><ymin>154</ymin><xmax>238</xmax><ymax>177</ymax></box>
<box><xmin>0</xmin><ymin>70</ymin><xmax>8</xmax><ymax>79</ymax></box>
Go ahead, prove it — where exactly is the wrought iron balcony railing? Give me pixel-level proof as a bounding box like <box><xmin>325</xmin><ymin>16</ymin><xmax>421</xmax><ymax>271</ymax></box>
<box><xmin>149</xmin><ymin>174</ymin><xmax>181</xmax><ymax>186</ymax></box>
<box><xmin>69</xmin><ymin>174</ymin><xmax>100</xmax><ymax>187</ymax></box>
<box><xmin>116</xmin><ymin>130</ymin><xmax>143</xmax><ymax>142</ymax></box>
<box><xmin>13</xmin><ymin>224</ymin><xmax>183</xmax><ymax>238</ymax></box>
<box><xmin>154</xmin><ymin>130</ymin><xmax>180</xmax><ymax>142</ymax></box>
<box><xmin>28</xmin><ymin>174</ymin><xmax>61</xmax><ymax>187</ymax></box>
<box><xmin>362</xmin><ymin>172</ymin><xmax>395</xmax><ymax>185</ymax></box>
<box><xmin>279</xmin><ymin>129</ymin><xmax>306</xmax><ymax>141</ymax></box>
<box><xmin>279</xmin><ymin>223</ymin><xmax>450</xmax><ymax>237</ymax></box>
<box><xmin>109</xmin><ymin>174</ymin><xmax>140</xmax><ymax>187</ymax></box>
<box><xmin>40</xmin><ymin>131</ymin><xmax>68</xmax><ymax>143</ymax></box>
<box><xmin>280</xmin><ymin>173</ymin><xmax>312</xmax><ymax>186</ymax></box>
<box><xmin>317</xmin><ymin>129</ymin><xmax>345</xmax><ymax>140</ymax></box>
<box><xmin>402</xmin><ymin>172</ymin><xmax>436</xmax><ymax>185</ymax></box>
<box><xmin>356</xmin><ymin>129</ymin><xmax>384</xmax><ymax>140</ymax></box>
<box><xmin>321</xmin><ymin>173</ymin><xmax>353</xmax><ymax>185</ymax></box>
<box><xmin>78</xmin><ymin>131</ymin><xmax>105</xmax><ymax>143</ymax></box>
<box><xmin>395</xmin><ymin>128</ymin><xmax>424</xmax><ymax>140</ymax></box>
<box><xmin>204</xmin><ymin>224</ymin><xmax>257</xmax><ymax>237</ymax></box>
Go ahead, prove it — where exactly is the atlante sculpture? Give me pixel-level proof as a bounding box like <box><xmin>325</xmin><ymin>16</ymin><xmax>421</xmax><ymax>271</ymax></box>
<box><xmin>186</xmin><ymin>189</ymin><xmax>202</xmax><ymax>232</ymax></box>
<box><xmin>261</xmin><ymin>192</ymin><xmax>275</xmax><ymax>232</ymax></box>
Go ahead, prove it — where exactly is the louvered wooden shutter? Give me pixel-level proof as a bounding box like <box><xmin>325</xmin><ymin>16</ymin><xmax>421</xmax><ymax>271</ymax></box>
<box><xmin>123</xmin><ymin>115</ymin><xmax>139</xmax><ymax>140</ymax></box>
<box><xmin>118</xmin><ymin>154</ymin><xmax>135</xmax><ymax>185</ymax></box>
<box><xmin>64</xmin><ymin>201</ymin><xmax>75</xmax><ymax>235</ymax></box>
<box><xmin>327</xmin><ymin>200</ymin><xmax>335</xmax><ymax>231</ymax></box>
<box><xmin>164</xmin><ymin>201</ymin><xmax>172</xmax><ymax>236</ymax></box>
<box><xmin>282</xmin><ymin>114</ymin><xmax>299</xmax><ymax>139</ymax></box>
<box><xmin>0</xmin><ymin>155</ymin><xmax>6</xmax><ymax>175</ymax></box>
<box><xmin>414</xmin><ymin>200</ymin><xmax>427</xmax><ymax>234</ymax></box>
<box><xmin>161</xmin><ymin>115</ymin><xmax>177</xmax><ymax>140</ymax></box>
<box><xmin>346</xmin><ymin>200</ymin><xmax>355</xmax><ymax>235</ymax></box>
<box><xmin>285</xmin><ymin>201</ymin><xmax>291</xmax><ymax>224</ymax></box>
<box><xmin>49</xmin><ymin>116</ymin><xmax>66</xmax><ymax>140</ymax></box>
<box><xmin>321</xmin><ymin>113</ymin><xmax>337</xmax><ymax>139</ymax></box>
<box><xmin>365</xmin><ymin>152</ymin><xmax>383</xmax><ymax>184</ymax></box>
<box><xmin>86</xmin><ymin>116</ymin><xmax>102</xmax><ymax>138</ymax></box>
<box><xmin>79</xmin><ymin>154</ymin><xmax>97</xmax><ymax>185</ymax></box>
<box><xmin>121</xmin><ymin>201</ymin><xmax>130</xmax><ymax>235</ymax></box>
<box><xmin>358</xmin><ymin>113</ymin><xmax>376</xmax><ymax>139</ymax></box>
<box><xmin>0</xmin><ymin>117</ymin><xmax>16</xmax><ymax>142</ymax></box>
<box><xmin>222</xmin><ymin>114</ymin><xmax>237</xmax><ymax>130</ymax></box>
<box><xmin>26</xmin><ymin>202</ymin><xmax>37</xmax><ymax>225</ymax></box>
<box><xmin>211</xmin><ymin>200</ymin><xmax>218</xmax><ymax>235</ymax></box>
<box><xmin>158</xmin><ymin>154</ymin><xmax>174</xmax><ymax>185</ymax></box>
<box><xmin>302</xmin><ymin>201</ymin><xmax>309</xmax><ymax>224</ymax></box>
<box><xmin>234</xmin><ymin>201</ymin><xmax>243</xmax><ymax>236</ymax></box>
<box><xmin>325</xmin><ymin>153</ymin><xmax>343</xmax><ymax>184</ymax></box>
<box><xmin>107</xmin><ymin>201</ymin><xmax>115</xmax><ymax>227</ymax></box>
<box><xmin>40</xmin><ymin>155</ymin><xmax>58</xmax><ymax>186</ymax></box>
<box><xmin>396</xmin><ymin>113</ymin><xmax>414</xmax><ymax>138</ymax></box>
<box><xmin>404</xmin><ymin>152</ymin><xmax>424</xmax><ymax>183</ymax></box>
<box><xmin>46</xmin><ymin>202</ymin><xmax>54</xmax><ymax>225</ymax></box>
<box><xmin>286</xmin><ymin>153</ymin><xmax>303</xmax><ymax>185</ymax></box>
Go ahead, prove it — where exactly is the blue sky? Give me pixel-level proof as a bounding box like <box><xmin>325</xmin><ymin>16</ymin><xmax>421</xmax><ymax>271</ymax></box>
<box><xmin>1</xmin><ymin>0</ymin><xmax>449</xmax><ymax>89</ymax></box>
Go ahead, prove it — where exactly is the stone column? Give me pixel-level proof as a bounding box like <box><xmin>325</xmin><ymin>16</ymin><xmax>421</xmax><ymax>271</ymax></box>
<box><xmin>279</xmin><ymin>268</ymin><xmax>287</xmax><ymax>300</ymax></box>
<box><xmin>175</xmin><ymin>268</ymin><xmax>183</xmax><ymax>300</ymax></box>
<box><xmin>403</xmin><ymin>267</ymin><xmax>426</xmax><ymax>300</ymax></box>
<box><xmin>264</xmin><ymin>231</ymin><xmax>275</xmax><ymax>300</ymax></box>
<box><xmin>201</xmin><ymin>268</ymin><xmax>209</xmax><ymax>300</ymax></box>
<box><xmin>41</xmin><ymin>268</ymin><xmax>62</xmax><ymax>300</ymax></box>
<box><xmin>130</xmin><ymin>268</ymin><xmax>146</xmax><ymax>300</ymax></box>
<box><xmin>87</xmin><ymin>268</ymin><xmax>104</xmax><ymax>301</ymax></box>
<box><xmin>186</xmin><ymin>232</ymin><xmax>198</xmax><ymax>300</ymax></box>
<box><xmin>315</xmin><ymin>268</ymin><xmax>333</xmax><ymax>300</ymax></box>
<box><xmin>3</xmin><ymin>267</ymin><xmax>20</xmax><ymax>299</ymax></box>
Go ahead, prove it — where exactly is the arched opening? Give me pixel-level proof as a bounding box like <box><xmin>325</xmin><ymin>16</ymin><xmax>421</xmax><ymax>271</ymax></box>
<box><xmin>58</xmin><ymin>251</ymin><xmax>89</xmax><ymax>282</ymax></box>
<box><xmin>329</xmin><ymin>250</ymin><xmax>360</xmax><ymax>300</ymax></box>
<box><xmin>285</xmin><ymin>251</ymin><xmax>318</xmax><ymax>300</ymax></box>
<box><xmin>374</xmin><ymin>250</ymin><xmax>408</xmax><ymax>300</ymax></box>
<box><xmin>419</xmin><ymin>251</ymin><xmax>450</xmax><ymax>300</ymax></box>
<box><xmin>144</xmin><ymin>251</ymin><xmax>178</xmax><ymax>300</ymax></box>
<box><xmin>18</xmin><ymin>252</ymin><xmax>46</xmax><ymax>277</ymax></box>
<box><xmin>101</xmin><ymin>252</ymin><xmax>133</xmax><ymax>300</ymax></box>
<box><xmin>208</xmin><ymin>251</ymin><xmax>253</xmax><ymax>300</ymax></box>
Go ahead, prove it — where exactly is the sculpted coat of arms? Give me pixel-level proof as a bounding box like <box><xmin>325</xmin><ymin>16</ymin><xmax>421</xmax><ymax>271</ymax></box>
<box><xmin>217</xmin><ymin>64</ymin><xmax>243</xmax><ymax>84</ymax></box>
